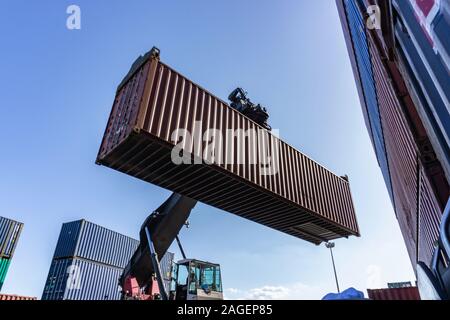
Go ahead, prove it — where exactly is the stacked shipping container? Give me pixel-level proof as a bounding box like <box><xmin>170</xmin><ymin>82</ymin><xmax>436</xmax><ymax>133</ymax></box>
<box><xmin>367</xmin><ymin>286</ymin><xmax>421</xmax><ymax>300</ymax></box>
<box><xmin>340</xmin><ymin>0</ymin><xmax>394</xmax><ymax>202</ymax></box>
<box><xmin>0</xmin><ymin>216</ymin><xmax>23</xmax><ymax>291</ymax></box>
<box><xmin>159</xmin><ymin>251</ymin><xmax>174</xmax><ymax>293</ymax></box>
<box><xmin>42</xmin><ymin>220</ymin><xmax>173</xmax><ymax>300</ymax></box>
<box><xmin>337</xmin><ymin>0</ymin><xmax>450</xmax><ymax>269</ymax></box>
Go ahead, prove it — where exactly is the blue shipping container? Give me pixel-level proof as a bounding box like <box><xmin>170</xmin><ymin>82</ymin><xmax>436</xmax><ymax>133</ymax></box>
<box><xmin>43</xmin><ymin>219</ymin><xmax>173</xmax><ymax>300</ymax></box>
<box><xmin>160</xmin><ymin>251</ymin><xmax>174</xmax><ymax>294</ymax></box>
<box><xmin>0</xmin><ymin>216</ymin><xmax>23</xmax><ymax>259</ymax></box>
<box><xmin>42</xmin><ymin>258</ymin><xmax>123</xmax><ymax>300</ymax></box>
<box><xmin>343</xmin><ymin>0</ymin><xmax>394</xmax><ymax>202</ymax></box>
<box><xmin>52</xmin><ymin>220</ymin><xmax>139</xmax><ymax>268</ymax></box>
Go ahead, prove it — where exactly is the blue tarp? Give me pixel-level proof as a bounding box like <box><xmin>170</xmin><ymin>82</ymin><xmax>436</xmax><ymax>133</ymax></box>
<box><xmin>322</xmin><ymin>287</ymin><xmax>365</xmax><ymax>300</ymax></box>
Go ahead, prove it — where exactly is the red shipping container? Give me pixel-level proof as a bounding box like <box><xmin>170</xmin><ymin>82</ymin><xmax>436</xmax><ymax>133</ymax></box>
<box><xmin>367</xmin><ymin>287</ymin><xmax>421</xmax><ymax>300</ymax></box>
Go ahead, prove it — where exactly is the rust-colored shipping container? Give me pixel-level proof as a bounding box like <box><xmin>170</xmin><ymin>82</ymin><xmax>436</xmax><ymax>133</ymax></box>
<box><xmin>0</xmin><ymin>294</ymin><xmax>37</xmax><ymax>301</ymax></box>
<box><xmin>96</xmin><ymin>50</ymin><xmax>360</xmax><ymax>244</ymax></box>
<box><xmin>367</xmin><ymin>287</ymin><xmax>421</xmax><ymax>300</ymax></box>
<box><xmin>366</xmin><ymin>9</ymin><xmax>446</xmax><ymax>268</ymax></box>
<box><xmin>368</xmin><ymin>36</ymin><xmax>420</xmax><ymax>266</ymax></box>
<box><xmin>337</xmin><ymin>0</ymin><xmax>449</xmax><ymax>271</ymax></box>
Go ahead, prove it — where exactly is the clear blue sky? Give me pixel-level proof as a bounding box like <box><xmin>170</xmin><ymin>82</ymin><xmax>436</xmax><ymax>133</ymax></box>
<box><xmin>0</xmin><ymin>0</ymin><xmax>415</xmax><ymax>299</ymax></box>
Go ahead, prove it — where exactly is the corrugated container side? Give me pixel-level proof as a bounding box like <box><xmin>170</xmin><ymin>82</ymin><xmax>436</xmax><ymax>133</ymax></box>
<box><xmin>367</xmin><ymin>287</ymin><xmax>421</xmax><ymax>300</ymax></box>
<box><xmin>336</xmin><ymin>0</ymin><xmax>377</xmax><ymax>154</ymax></box>
<box><xmin>43</xmin><ymin>253</ymin><xmax>174</xmax><ymax>300</ymax></box>
<box><xmin>349</xmin><ymin>0</ymin><xmax>398</xmax><ymax>61</ymax></box>
<box><xmin>42</xmin><ymin>258</ymin><xmax>71</xmax><ymax>300</ymax></box>
<box><xmin>45</xmin><ymin>219</ymin><xmax>175</xmax><ymax>300</ymax></box>
<box><xmin>52</xmin><ymin>220</ymin><xmax>82</xmax><ymax>259</ymax></box>
<box><xmin>160</xmin><ymin>252</ymin><xmax>174</xmax><ymax>294</ymax></box>
<box><xmin>0</xmin><ymin>216</ymin><xmax>23</xmax><ymax>258</ymax></box>
<box><xmin>44</xmin><ymin>220</ymin><xmax>142</xmax><ymax>300</ymax></box>
<box><xmin>53</xmin><ymin>220</ymin><xmax>139</xmax><ymax>268</ymax></box>
<box><xmin>338</xmin><ymin>0</ymin><xmax>449</xmax><ymax>268</ymax></box>
<box><xmin>364</xmin><ymin>1</ymin><xmax>448</xmax><ymax>267</ymax></box>
<box><xmin>160</xmin><ymin>252</ymin><xmax>173</xmax><ymax>280</ymax></box>
<box><xmin>342</xmin><ymin>0</ymin><xmax>394</xmax><ymax>202</ymax></box>
<box><xmin>42</xmin><ymin>258</ymin><xmax>123</xmax><ymax>300</ymax></box>
<box><xmin>368</xmin><ymin>34</ymin><xmax>420</xmax><ymax>265</ymax></box>
<box><xmin>75</xmin><ymin>221</ymin><xmax>139</xmax><ymax>268</ymax></box>
<box><xmin>96</xmin><ymin>54</ymin><xmax>360</xmax><ymax>244</ymax></box>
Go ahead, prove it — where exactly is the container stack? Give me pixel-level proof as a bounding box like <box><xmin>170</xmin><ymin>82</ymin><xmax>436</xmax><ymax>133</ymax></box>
<box><xmin>41</xmin><ymin>220</ymin><xmax>137</xmax><ymax>300</ymax></box>
<box><xmin>336</xmin><ymin>0</ymin><xmax>450</xmax><ymax>268</ymax></box>
<box><xmin>0</xmin><ymin>216</ymin><xmax>23</xmax><ymax>292</ymax></box>
<box><xmin>41</xmin><ymin>219</ymin><xmax>173</xmax><ymax>300</ymax></box>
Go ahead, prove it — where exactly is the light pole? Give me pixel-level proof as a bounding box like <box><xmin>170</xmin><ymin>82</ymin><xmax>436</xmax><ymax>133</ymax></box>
<box><xmin>325</xmin><ymin>242</ymin><xmax>340</xmax><ymax>293</ymax></box>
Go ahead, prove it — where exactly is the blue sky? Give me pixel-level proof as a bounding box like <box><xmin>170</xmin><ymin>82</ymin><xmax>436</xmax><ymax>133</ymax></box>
<box><xmin>0</xmin><ymin>0</ymin><xmax>415</xmax><ymax>299</ymax></box>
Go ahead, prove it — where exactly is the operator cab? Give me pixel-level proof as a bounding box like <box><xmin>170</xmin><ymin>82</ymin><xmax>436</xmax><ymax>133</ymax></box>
<box><xmin>171</xmin><ymin>259</ymin><xmax>223</xmax><ymax>300</ymax></box>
